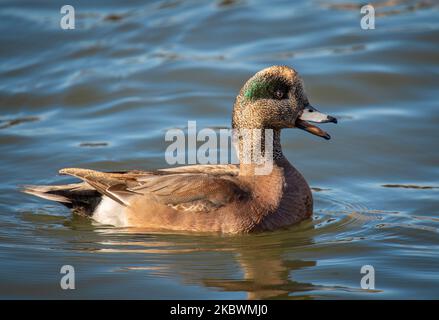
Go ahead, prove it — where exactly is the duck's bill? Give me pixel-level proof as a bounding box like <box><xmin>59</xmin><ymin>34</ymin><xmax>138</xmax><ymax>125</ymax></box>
<box><xmin>296</xmin><ymin>106</ymin><xmax>337</xmax><ymax>140</ymax></box>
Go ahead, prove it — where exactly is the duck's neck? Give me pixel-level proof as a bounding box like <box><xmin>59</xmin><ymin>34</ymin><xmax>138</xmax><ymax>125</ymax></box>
<box><xmin>271</xmin><ymin>129</ymin><xmax>283</xmax><ymax>160</ymax></box>
<box><xmin>235</xmin><ymin>128</ymin><xmax>287</xmax><ymax>175</ymax></box>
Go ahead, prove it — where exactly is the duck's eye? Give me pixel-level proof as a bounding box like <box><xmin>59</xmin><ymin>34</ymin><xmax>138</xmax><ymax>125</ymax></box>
<box><xmin>274</xmin><ymin>89</ymin><xmax>284</xmax><ymax>99</ymax></box>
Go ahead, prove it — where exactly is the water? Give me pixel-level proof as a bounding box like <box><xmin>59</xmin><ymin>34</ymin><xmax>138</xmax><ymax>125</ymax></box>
<box><xmin>0</xmin><ymin>0</ymin><xmax>438</xmax><ymax>299</ymax></box>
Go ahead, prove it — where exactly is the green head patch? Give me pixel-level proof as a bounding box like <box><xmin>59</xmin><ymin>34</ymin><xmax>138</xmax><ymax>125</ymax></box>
<box><xmin>244</xmin><ymin>78</ymin><xmax>288</xmax><ymax>101</ymax></box>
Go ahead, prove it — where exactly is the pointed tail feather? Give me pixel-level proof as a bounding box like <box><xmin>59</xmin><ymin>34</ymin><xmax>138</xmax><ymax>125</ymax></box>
<box><xmin>22</xmin><ymin>185</ymin><xmax>73</xmax><ymax>204</ymax></box>
<box><xmin>21</xmin><ymin>183</ymin><xmax>101</xmax><ymax>216</ymax></box>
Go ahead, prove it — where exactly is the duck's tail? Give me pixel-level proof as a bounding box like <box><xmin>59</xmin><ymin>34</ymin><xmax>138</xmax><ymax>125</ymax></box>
<box><xmin>21</xmin><ymin>183</ymin><xmax>102</xmax><ymax>216</ymax></box>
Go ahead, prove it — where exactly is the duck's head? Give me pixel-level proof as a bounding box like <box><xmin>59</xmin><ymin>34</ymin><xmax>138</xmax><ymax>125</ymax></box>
<box><xmin>232</xmin><ymin>65</ymin><xmax>337</xmax><ymax>140</ymax></box>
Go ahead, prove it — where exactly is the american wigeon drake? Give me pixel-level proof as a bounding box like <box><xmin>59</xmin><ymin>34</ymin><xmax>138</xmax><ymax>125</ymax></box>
<box><xmin>23</xmin><ymin>66</ymin><xmax>337</xmax><ymax>234</ymax></box>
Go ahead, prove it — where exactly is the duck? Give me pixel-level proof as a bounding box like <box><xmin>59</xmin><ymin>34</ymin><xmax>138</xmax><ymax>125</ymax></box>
<box><xmin>23</xmin><ymin>65</ymin><xmax>337</xmax><ymax>234</ymax></box>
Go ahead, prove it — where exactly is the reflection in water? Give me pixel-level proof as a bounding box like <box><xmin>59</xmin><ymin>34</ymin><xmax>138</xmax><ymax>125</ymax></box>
<box><xmin>202</xmin><ymin>240</ymin><xmax>317</xmax><ymax>299</ymax></box>
<box><xmin>83</xmin><ymin>191</ymin><xmax>383</xmax><ymax>299</ymax></box>
<box><xmin>93</xmin><ymin>229</ymin><xmax>318</xmax><ymax>299</ymax></box>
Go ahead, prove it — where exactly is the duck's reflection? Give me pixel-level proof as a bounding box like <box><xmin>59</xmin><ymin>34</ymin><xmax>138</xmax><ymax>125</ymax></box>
<box><xmin>203</xmin><ymin>250</ymin><xmax>316</xmax><ymax>299</ymax></box>
<box><xmin>92</xmin><ymin>222</ymin><xmax>318</xmax><ymax>299</ymax></box>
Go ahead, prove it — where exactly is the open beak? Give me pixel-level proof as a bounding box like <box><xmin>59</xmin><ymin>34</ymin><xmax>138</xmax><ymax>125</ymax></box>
<box><xmin>295</xmin><ymin>105</ymin><xmax>337</xmax><ymax>140</ymax></box>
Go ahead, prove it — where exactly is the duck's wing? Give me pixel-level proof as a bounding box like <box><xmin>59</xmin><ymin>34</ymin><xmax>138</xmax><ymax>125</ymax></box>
<box><xmin>59</xmin><ymin>166</ymin><xmax>246</xmax><ymax>213</ymax></box>
<box><xmin>158</xmin><ymin>164</ymin><xmax>239</xmax><ymax>176</ymax></box>
<box><xmin>58</xmin><ymin>168</ymin><xmax>148</xmax><ymax>206</ymax></box>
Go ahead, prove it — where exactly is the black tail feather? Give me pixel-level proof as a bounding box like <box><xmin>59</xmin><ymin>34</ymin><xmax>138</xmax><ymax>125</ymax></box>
<box><xmin>21</xmin><ymin>183</ymin><xmax>102</xmax><ymax>216</ymax></box>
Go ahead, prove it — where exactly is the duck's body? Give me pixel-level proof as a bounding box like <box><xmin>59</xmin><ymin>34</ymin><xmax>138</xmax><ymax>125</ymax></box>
<box><xmin>25</xmin><ymin>158</ymin><xmax>311</xmax><ymax>233</ymax></box>
<box><xmin>23</xmin><ymin>66</ymin><xmax>336</xmax><ymax>234</ymax></box>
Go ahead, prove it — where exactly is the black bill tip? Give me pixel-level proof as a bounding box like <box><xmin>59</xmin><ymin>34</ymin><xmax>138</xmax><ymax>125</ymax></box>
<box><xmin>327</xmin><ymin>115</ymin><xmax>338</xmax><ymax>124</ymax></box>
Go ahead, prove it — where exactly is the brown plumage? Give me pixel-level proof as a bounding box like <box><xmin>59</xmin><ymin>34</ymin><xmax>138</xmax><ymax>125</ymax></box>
<box><xmin>22</xmin><ymin>66</ymin><xmax>337</xmax><ymax>234</ymax></box>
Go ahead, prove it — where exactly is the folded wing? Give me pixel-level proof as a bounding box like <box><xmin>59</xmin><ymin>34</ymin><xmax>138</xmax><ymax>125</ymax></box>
<box><xmin>59</xmin><ymin>165</ymin><xmax>245</xmax><ymax>213</ymax></box>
